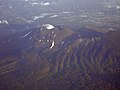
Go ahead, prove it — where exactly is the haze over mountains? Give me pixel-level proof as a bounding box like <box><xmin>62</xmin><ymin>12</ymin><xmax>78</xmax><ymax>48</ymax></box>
<box><xmin>0</xmin><ymin>0</ymin><xmax>120</xmax><ymax>29</ymax></box>
<box><xmin>0</xmin><ymin>0</ymin><xmax>120</xmax><ymax>90</ymax></box>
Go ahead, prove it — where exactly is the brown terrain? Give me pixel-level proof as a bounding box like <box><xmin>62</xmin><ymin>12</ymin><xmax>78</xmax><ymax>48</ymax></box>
<box><xmin>0</xmin><ymin>25</ymin><xmax>120</xmax><ymax>90</ymax></box>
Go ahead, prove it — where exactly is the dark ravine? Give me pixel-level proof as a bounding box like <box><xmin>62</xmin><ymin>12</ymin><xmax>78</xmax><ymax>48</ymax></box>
<box><xmin>0</xmin><ymin>25</ymin><xmax>120</xmax><ymax>90</ymax></box>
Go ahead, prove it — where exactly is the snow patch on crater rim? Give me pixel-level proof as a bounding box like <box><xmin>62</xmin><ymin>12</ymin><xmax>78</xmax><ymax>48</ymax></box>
<box><xmin>42</xmin><ymin>24</ymin><xmax>55</xmax><ymax>30</ymax></box>
<box><xmin>50</xmin><ymin>41</ymin><xmax>55</xmax><ymax>49</ymax></box>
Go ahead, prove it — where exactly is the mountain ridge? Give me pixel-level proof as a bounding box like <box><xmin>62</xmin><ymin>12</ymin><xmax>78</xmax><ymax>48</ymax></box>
<box><xmin>0</xmin><ymin>25</ymin><xmax>120</xmax><ymax>90</ymax></box>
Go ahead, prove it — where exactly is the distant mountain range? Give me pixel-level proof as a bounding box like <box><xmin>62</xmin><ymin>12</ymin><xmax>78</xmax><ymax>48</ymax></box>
<box><xmin>0</xmin><ymin>0</ymin><xmax>120</xmax><ymax>28</ymax></box>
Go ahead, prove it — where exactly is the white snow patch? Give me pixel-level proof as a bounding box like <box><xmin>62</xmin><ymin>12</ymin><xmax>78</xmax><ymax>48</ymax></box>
<box><xmin>26</xmin><ymin>20</ymin><xmax>34</xmax><ymax>23</ymax></box>
<box><xmin>53</xmin><ymin>34</ymin><xmax>56</xmax><ymax>38</ymax></box>
<box><xmin>33</xmin><ymin>13</ymin><xmax>53</xmax><ymax>20</ymax></box>
<box><xmin>32</xmin><ymin>2</ymin><xmax>39</xmax><ymax>5</ymax></box>
<box><xmin>116</xmin><ymin>6</ymin><xmax>120</xmax><ymax>9</ymax></box>
<box><xmin>41</xmin><ymin>2</ymin><xmax>50</xmax><ymax>6</ymax></box>
<box><xmin>50</xmin><ymin>15</ymin><xmax>59</xmax><ymax>18</ymax></box>
<box><xmin>52</xmin><ymin>31</ymin><xmax>54</xmax><ymax>34</ymax></box>
<box><xmin>43</xmin><ymin>24</ymin><xmax>55</xmax><ymax>30</ymax></box>
<box><xmin>108</xmin><ymin>28</ymin><xmax>117</xmax><ymax>31</ymax></box>
<box><xmin>61</xmin><ymin>42</ymin><xmax>64</xmax><ymax>44</ymax></box>
<box><xmin>29</xmin><ymin>37</ymin><xmax>32</xmax><ymax>40</ymax></box>
<box><xmin>91</xmin><ymin>38</ymin><xmax>94</xmax><ymax>44</ymax></box>
<box><xmin>0</xmin><ymin>20</ymin><xmax>9</xmax><ymax>24</ymax></box>
<box><xmin>33</xmin><ymin>16</ymin><xmax>43</xmax><ymax>20</ymax></box>
<box><xmin>47</xmin><ymin>40</ymin><xmax>50</xmax><ymax>42</ymax></box>
<box><xmin>39</xmin><ymin>40</ymin><xmax>42</xmax><ymax>42</ymax></box>
<box><xmin>50</xmin><ymin>41</ymin><xmax>55</xmax><ymax>49</ymax></box>
<box><xmin>17</xmin><ymin>36</ymin><xmax>22</xmax><ymax>40</ymax></box>
<box><xmin>22</xmin><ymin>31</ymin><xmax>32</xmax><ymax>38</ymax></box>
<box><xmin>62</xmin><ymin>12</ymin><xmax>70</xmax><ymax>14</ymax></box>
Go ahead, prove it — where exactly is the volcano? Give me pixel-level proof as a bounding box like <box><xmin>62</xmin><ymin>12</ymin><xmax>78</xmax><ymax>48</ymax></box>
<box><xmin>0</xmin><ymin>25</ymin><xmax>120</xmax><ymax>90</ymax></box>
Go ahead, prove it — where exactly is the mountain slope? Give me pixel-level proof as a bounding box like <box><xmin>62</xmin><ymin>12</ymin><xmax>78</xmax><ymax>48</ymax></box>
<box><xmin>0</xmin><ymin>25</ymin><xmax>120</xmax><ymax>90</ymax></box>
